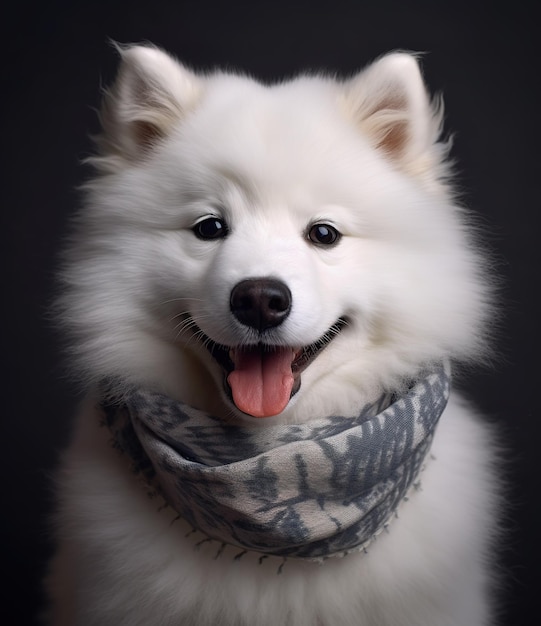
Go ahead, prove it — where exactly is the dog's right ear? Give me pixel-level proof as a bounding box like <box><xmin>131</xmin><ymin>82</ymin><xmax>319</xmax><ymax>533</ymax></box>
<box><xmin>98</xmin><ymin>44</ymin><xmax>202</xmax><ymax>161</ymax></box>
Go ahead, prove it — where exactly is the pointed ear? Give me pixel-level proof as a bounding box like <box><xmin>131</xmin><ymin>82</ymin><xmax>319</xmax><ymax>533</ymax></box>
<box><xmin>98</xmin><ymin>44</ymin><xmax>202</xmax><ymax>160</ymax></box>
<box><xmin>342</xmin><ymin>53</ymin><xmax>445</xmax><ymax>178</ymax></box>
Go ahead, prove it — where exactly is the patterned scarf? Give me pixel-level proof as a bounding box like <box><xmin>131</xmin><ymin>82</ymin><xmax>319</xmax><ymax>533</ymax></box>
<box><xmin>102</xmin><ymin>362</ymin><xmax>450</xmax><ymax>561</ymax></box>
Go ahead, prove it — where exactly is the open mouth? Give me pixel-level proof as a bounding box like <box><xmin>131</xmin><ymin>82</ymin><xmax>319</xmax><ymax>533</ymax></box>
<box><xmin>197</xmin><ymin>318</ymin><xmax>348</xmax><ymax>418</ymax></box>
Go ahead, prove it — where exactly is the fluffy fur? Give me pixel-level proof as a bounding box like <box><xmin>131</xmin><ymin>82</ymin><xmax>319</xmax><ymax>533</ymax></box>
<box><xmin>46</xmin><ymin>44</ymin><xmax>499</xmax><ymax>625</ymax></box>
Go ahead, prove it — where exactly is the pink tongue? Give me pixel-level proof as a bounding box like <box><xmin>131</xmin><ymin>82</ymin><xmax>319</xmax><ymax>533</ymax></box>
<box><xmin>227</xmin><ymin>347</ymin><xmax>295</xmax><ymax>417</ymax></box>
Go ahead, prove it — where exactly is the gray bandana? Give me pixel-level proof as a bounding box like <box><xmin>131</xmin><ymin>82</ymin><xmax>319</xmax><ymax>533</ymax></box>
<box><xmin>102</xmin><ymin>362</ymin><xmax>450</xmax><ymax>561</ymax></box>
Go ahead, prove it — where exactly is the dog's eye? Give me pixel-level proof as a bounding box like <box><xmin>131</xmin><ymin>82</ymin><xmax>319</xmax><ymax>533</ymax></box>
<box><xmin>193</xmin><ymin>217</ymin><xmax>229</xmax><ymax>240</ymax></box>
<box><xmin>307</xmin><ymin>223</ymin><xmax>341</xmax><ymax>246</ymax></box>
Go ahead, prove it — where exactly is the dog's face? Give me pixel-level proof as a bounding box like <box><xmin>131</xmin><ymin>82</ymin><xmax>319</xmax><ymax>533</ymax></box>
<box><xmin>61</xmin><ymin>46</ymin><xmax>489</xmax><ymax>421</ymax></box>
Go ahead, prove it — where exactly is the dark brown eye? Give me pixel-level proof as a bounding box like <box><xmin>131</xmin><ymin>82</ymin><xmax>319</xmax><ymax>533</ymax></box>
<box><xmin>307</xmin><ymin>223</ymin><xmax>341</xmax><ymax>246</ymax></box>
<box><xmin>193</xmin><ymin>217</ymin><xmax>229</xmax><ymax>240</ymax></box>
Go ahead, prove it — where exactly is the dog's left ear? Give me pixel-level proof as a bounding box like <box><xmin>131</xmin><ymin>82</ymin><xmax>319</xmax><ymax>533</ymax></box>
<box><xmin>342</xmin><ymin>53</ymin><xmax>446</xmax><ymax>179</ymax></box>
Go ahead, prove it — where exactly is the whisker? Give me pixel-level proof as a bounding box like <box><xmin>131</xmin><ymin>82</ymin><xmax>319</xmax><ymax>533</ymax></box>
<box><xmin>158</xmin><ymin>297</ymin><xmax>205</xmax><ymax>307</ymax></box>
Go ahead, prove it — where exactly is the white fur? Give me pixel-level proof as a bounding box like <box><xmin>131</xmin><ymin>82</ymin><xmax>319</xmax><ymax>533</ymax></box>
<box><xmin>47</xmin><ymin>45</ymin><xmax>499</xmax><ymax>625</ymax></box>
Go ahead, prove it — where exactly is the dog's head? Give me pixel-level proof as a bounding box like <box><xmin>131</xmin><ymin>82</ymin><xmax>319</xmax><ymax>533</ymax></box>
<box><xmin>59</xmin><ymin>45</ymin><xmax>491</xmax><ymax>421</ymax></box>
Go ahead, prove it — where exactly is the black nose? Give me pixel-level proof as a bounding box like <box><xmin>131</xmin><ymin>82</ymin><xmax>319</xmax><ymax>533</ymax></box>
<box><xmin>230</xmin><ymin>278</ymin><xmax>292</xmax><ymax>332</ymax></box>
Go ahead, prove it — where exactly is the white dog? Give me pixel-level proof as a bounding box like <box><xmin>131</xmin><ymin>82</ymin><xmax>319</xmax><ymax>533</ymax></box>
<box><xmin>46</xmin><ymin>45</ymin><xmax>500</xmax><ymax>626</ymax></box>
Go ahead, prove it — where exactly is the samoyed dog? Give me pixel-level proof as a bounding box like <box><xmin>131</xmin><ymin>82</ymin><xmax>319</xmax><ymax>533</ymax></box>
<box><xmin>46</xmin><ymin>45</ymin><xmax>499</xmax><ymax>626</ymax></box>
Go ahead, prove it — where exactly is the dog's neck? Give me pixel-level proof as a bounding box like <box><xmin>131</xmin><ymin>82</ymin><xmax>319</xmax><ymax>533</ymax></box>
<box><xmin>101</xmin><ymin>362</ymin><xmax>450</xmax><ymax>561</ymax></box>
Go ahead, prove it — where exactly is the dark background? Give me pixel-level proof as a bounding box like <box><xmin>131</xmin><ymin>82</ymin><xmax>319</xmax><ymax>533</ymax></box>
<box><xmin>3</xmin><ymin>1</ymin><xmax>538</xmax><ymax>624</ymax></box>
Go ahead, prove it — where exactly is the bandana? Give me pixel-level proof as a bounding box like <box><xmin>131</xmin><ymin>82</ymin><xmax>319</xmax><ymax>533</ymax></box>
<box><xmin>102</xmin><ymin>362</ymin><xmax>450</xmax><ymax>561</ymax></box>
